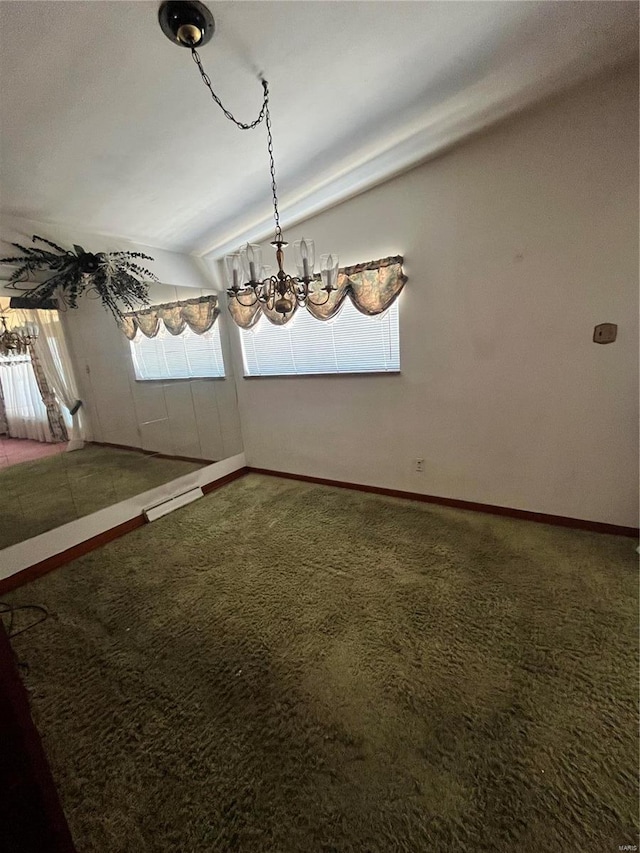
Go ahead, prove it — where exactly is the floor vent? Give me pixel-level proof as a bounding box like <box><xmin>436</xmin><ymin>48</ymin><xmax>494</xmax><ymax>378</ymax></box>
<box><xmin>144</xmin><ymin>487</ymin><xmax>203</xmax><ymax>522</ymax></box>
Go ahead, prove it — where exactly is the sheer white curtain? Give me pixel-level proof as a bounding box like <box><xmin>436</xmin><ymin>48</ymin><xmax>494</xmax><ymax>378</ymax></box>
<box><xmin>4</xmin><ymin>303</ymin><xmax>86</xmax><ymax>451</ymax></box>
<box><xmin>0</xmin><ymin>353</ymin><xmax>52</xmax><ymax>442</ymax></box>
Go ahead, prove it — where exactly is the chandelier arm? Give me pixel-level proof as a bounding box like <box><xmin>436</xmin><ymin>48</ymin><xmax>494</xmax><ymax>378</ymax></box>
<box><xmin>306</xmin><ymin>290</ymin><xmax>332</xmax><ymax>307</ymax></box>
<box><xmin>234</xmin><ymin>290</ymin><xmax>260</xmax><ymax>307</ymax></box>
<box><xmin>263</xmin><ymin>283</ymin><xmax>276</xmax><ymax>311</ymax></box>
<box><xmin>191</xmin><ymin>48</ymin><xmax>268</xmax><ymax>131</ymax></box>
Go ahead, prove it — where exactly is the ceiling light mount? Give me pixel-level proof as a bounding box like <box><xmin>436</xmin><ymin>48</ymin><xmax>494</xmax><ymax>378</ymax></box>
<box><xmin>158</xmin><ymin>0</ymin><xmax>215</xmax><ymax>48</ymax></box>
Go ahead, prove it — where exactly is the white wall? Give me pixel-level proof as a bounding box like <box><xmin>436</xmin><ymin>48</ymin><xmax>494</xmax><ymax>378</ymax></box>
<box><xmin>220</xmin><ymin>64</ymin><xmax>639</xmax><ymax>527</ymax></box>
<box><xmin>0</xmin><ymin>214</ymin><xmax>243</xmax><ymax>461</ymax></box>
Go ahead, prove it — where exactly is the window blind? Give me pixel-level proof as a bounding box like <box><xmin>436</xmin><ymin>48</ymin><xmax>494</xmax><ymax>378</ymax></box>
<box><xmin>130</xmin><ymin>324</ymin><xmax>225</xmax><ymax>380</ymax></box>
<box><xmin>240</xmin><ymin>298</ymin><xmax>400</xmax><ymax>377</ymax></box>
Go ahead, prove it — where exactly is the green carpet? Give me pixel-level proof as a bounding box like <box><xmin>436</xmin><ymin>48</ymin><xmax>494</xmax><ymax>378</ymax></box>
<box><xmin>6</xmin><ymin>474</ymin><xmax>638</xmax><ymax>852</ymax></box>
<box><xmin>0</xmin><ymin>446</ymin><xmax>204</xmax><ymax>548</ymax></box>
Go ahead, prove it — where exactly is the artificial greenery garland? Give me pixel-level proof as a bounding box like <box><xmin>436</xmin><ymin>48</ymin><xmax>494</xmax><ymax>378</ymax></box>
<box><xmin>0</xmin><ymin>235</ymin><xmax>156</xmax><ymax>319</ymax></box>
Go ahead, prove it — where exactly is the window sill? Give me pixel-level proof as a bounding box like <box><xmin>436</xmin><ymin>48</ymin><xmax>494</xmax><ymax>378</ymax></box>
<box><xmin>133</xmin><ymin>376</ymin><xmax>227</xmax><ymax>383</ymax></box>
<box><xmin>242</xmin><ymin>371</ymin><xmax>401</xmax><ymax>379</ymax></box>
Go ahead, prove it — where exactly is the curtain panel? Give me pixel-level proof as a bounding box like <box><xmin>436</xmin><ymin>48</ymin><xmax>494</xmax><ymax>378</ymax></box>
<box><xmin>4</xmin><ymin>306</ymin><xmax>87</xmax><ymax>451</ymax></box>
<box><xmin>0</xmin><ymin>374</ymin><xmax>7</xmax><ymax>435</ymax></box>
<box><xmin>120</xmin><ymin>295</ymin><xmax>220</xmax><ymax>340</ymax></box>
<box><xmin>15</xmin><ymin>309</ymin><xmax>87</xmax><ymax>452</ymax></box>
<box><xmin>227</xmin><ymin>255</ymin><xmax>407</xmax><ymax>329</ymax></box>
<box><xmin>30</xmin><ymin>317</ymin><xmax>83</xmax><ymax>449</ymax></box>
<box><xmin>27</xmin><ymin>341</ymin><xmax>68</xmax><ymax>442</ymax></box>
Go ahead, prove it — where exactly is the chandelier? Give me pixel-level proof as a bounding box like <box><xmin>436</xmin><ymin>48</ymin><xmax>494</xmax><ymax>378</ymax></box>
<box><xmin>159</xmin><ymin>0</ymin><xmax>339</xmax><ymax>317</ymax></box>
<box><xmin>0</xmin><ymin>315</ymin><xmax>33</xmax><ymax>357</ymax></box>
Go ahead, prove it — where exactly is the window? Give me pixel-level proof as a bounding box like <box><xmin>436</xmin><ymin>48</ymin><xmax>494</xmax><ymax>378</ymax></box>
<box><xmin>240</xmin><ymin>298</ymin><xmax>400</xmax><ymax>377</ymax></box>
<box><xmin>130</xmin><ymin>323</ymin><xmax>225</xmax><ymax>380</ymax></box>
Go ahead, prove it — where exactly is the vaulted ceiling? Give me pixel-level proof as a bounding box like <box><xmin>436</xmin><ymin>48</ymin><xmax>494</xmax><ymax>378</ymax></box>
<box><xmin>0</xmin><ymin>1</ymin><xmax>637</xmax><ymax>257</ymax></box>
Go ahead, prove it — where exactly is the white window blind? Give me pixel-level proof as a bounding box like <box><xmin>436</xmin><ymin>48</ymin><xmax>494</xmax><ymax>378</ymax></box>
<box><xmin>130</xmin><ymin>323</ymin><xmax>225</xmax><ymax>380</ymax></box>
<box><xmin>240</xmin><ymin>298</ymin><xmax>400</xmax><ymax>377</ymax></box>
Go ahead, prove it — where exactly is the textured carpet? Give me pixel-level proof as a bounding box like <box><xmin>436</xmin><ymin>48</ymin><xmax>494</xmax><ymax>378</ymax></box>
<box><xmin>0</xmin><ymin>446</ymin><xmax>204</xmax><ymax>548</ymax></box>
<box><xmin>5</xmin><ymin>474</ymin><xmax>638</xmax><ymax>852</ymax></box>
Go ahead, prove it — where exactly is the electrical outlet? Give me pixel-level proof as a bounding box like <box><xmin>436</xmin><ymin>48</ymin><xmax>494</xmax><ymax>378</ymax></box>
<box><xmin>415</xmin><ymin>458</ymin><xmax>425</xmax><ymax>473</ymax></box>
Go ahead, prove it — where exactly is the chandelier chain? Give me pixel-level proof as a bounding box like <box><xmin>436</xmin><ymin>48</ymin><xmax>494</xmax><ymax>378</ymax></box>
<box><xmin>190</xmin><ymin>48</ymin><xmax>282</xmax><ymax>243</ymax></box>
<box><xmin>190</xmin><ymin>48</ymin><xmax>267</xmax><ymax>129</ymax></box>
<box><xmin>264</xmin><ymin>95</ymin><xmax>282</xmax><ymax>244</ymax></box>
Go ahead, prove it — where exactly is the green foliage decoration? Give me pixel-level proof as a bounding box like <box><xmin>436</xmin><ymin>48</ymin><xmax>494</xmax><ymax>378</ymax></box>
<box><xmin>0</xmin><ymin>235</ymin><xmax>157</xmax><ymax>319</ymax></box>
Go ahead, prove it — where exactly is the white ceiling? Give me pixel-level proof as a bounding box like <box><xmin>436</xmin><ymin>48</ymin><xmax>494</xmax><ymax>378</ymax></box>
<box><xmin>0</xmin><ymin>1</ymin><xmax>637</xmax><ymax>258</ymax></box>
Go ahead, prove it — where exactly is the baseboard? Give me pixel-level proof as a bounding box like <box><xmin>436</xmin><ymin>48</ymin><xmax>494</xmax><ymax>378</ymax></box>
<box><xmin>201</xmin><ymin>467</ymin><xmax>249</xmax><ymax>495</ymax></box>
<box><xmin>89</xmin><ymin>441</ymin><xmax>214</xmax><ymax>467</ymax></box>
<box><xmin>0</xmin><ymin>467</ymin><xmax>250</xmax><ymax>595</ymax></box>
<box><xmin>247</xmin><ymin>467</ymin><xmax>639</xmax><ymax>538</ymax></box>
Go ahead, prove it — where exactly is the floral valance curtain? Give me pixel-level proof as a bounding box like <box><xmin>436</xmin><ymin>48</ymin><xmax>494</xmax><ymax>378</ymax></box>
<box><xmin>228</xmin><ymin>255</ymin><xmax>407</xmax><ymax>328</ymax></box>
<box><xmin>119</xmin><ymin>295</ymin><xmax>220</xmax><ymax>340</ymax></box>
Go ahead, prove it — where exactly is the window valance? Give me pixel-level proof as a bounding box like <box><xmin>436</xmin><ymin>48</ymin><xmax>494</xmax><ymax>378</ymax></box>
<box><xmin>228</xmin><ymin>255</ymin><xmax>407</xmax><ymax>328</ymax></box>
<box><xmin>119</xmin><ymin>295</ymin><xmax>220</xmax><ymax>340</ymax></box>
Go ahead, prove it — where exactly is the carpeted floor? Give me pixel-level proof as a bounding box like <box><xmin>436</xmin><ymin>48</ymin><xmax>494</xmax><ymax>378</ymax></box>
<box><xmin>0</xmin><ymin>435</ymin><xmax>67</xmax><ymax>467</ymax></box>
<box><xmin>5</xmin><ymin>474</ymin><xmax>638</xmax><ymax>852</ymax></box>
<box><xmin>0</xmin><ymin>445</ymin><xmax>205</xmax><ymax>548</ymax></box>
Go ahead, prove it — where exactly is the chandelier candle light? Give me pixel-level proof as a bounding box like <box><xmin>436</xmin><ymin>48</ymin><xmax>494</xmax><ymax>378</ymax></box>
<box><xmin>158</xmin><ymin>0</ymin><xmax>339</xmax><ymax>316</ymax></box>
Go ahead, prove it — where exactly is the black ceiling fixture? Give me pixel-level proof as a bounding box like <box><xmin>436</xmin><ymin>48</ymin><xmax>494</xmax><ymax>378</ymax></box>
<box><xmin>158</xmin><ymin>0</ymin><xmax>215</xmax><ymax>48</ymax></box>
